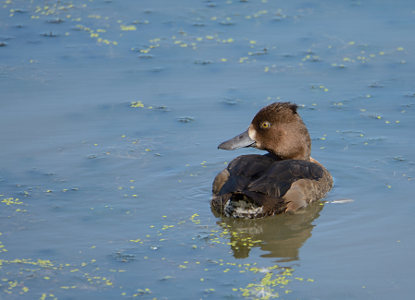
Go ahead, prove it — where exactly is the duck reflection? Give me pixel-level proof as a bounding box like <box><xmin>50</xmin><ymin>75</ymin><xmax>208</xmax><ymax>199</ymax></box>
<box><xmin>213</xmin><ymin>202</ymin><xmax>323</xmax><ymax>262</ymax></box>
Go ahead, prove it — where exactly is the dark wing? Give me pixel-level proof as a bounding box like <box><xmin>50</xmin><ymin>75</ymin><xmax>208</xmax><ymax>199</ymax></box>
<box><xmin>217</xmin><ymin>154</ymin><xmax>276</xmax><ymax>196</ymax></box>
<box><xmin>212</xmin><ymin>155</ymin><xmax>328</xmax><ymax>216</ymax></box>
<box><xmin>246</xmin><ymin>159</ymin><xmax>324</xmax><ymax>201</ymax></box>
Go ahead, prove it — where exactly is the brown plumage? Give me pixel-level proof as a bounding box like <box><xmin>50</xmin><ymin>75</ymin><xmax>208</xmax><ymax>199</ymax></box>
<box><xmin>212</xmin><ymin>102</ymin><xmax>333</xmax><ymax>218</ymax></box>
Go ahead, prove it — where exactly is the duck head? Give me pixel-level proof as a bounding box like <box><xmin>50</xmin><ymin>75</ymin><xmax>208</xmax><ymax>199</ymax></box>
<box><xmin>218</xmin><ymin>102</ymin><xmax>311</xmax><ymax>160</ymax></box>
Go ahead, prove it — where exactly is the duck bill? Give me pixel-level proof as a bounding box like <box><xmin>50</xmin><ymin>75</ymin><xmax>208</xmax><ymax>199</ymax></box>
<box><xmin>218</xmin><ymin>129</ymin><xmax>256</xmax><ymax>150</ymax></box>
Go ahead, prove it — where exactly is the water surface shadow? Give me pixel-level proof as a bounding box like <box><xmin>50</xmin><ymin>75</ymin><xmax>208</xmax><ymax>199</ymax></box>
<box><xmin>215</xmin><ymin>202</ymin><xmax>323</xmax><ymax>262</ymax></box>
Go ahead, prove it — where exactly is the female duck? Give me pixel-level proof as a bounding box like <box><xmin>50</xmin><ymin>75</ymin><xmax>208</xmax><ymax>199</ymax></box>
<box><xmin>212</xmin><ymin>102</ymin><xmax>333</xmax><ymax>218</ymax></box>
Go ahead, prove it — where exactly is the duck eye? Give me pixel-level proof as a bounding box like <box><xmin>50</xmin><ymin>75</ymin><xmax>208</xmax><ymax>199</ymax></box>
<box><xmin>260</xmin><ymin>121</ymin><xmax>271</xmax><ymax>129</ymax></box>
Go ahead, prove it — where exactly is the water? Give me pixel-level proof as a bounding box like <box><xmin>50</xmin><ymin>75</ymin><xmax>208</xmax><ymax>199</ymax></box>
<box><xmin>1</xmin><ymin>0</ymin><xmax>414</xmax><ymax>299</ymax></box>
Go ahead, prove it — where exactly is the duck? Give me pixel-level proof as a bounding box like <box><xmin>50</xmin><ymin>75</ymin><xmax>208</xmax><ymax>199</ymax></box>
<box><xmin>211</xmin><ymin>102</ymin><xmax>333</xmax><ymax>218</ymax></box>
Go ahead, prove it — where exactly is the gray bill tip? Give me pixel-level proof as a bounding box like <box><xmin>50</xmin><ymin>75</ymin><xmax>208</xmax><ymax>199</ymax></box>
<box><xmin>218</xmin><ymin>129</ymin><xmax>255</xmax><ymax>150</ymax></box>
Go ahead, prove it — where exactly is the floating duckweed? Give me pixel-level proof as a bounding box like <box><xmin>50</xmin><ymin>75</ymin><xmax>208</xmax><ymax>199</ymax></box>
<box><xmin>130</xmin><ymin>101</ymin><xmax>144</xmax><ymax>107</ymax></box>
<box><xmin>120</xmin><ymin>25</ymin><xmax>136</xmax><ymax>31</ymax></box>
<box><xmin>239</xmin><ymin>57</ymin><xmax>249</xmax><ymax>63</ymax></box>
<box><xmin>0</xmin><ymin>258</ymin><xmax>55</xmax><ymax>268</ymax></box>
<box><xmin>161</xmin><ymin>225</ymin><xmax>175</xmax><ymax>230</ymax></box>
<box><xmin>190</xmin><ymin>213</ymin><xmax>201</xmax><ymax>224</ymax></box>
<box><xmin>1</xmin><ymin>197</ymin><xmax>23</xmax><ymax>206</ymax></box>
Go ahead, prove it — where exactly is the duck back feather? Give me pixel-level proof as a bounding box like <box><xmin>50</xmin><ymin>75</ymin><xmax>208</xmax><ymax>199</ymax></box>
<box><xmin>212</xmin><ymin>154</ymin><xmax>332</xmax><ymax>218</ymax></box>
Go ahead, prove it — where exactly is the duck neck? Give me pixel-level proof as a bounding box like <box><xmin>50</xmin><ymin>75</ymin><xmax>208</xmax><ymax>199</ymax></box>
<box><xmin>264</xmin><ymin>152</ymin><xmax>284</xmax><ymax>161</ymax></box>
<box><xmin>271</xmin><ymin>119</ymin><xmax>312</xmax><ymax>161</ymax></box>
<box><xmin>270</xmin><ymin>140</ymin><xmax>311</xmax><ymax>161</ymax></box>
<box><xmin>265</xmin><ymin>151</ymin><xmax>310</xmax><ymax>161</ymax></box>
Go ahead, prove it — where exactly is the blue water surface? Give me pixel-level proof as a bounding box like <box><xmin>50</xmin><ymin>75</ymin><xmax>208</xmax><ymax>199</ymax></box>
<box><xmin>0</xmin><ymin>0</ymin><xmax>414</xmax><ymax>299</ymax></box>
